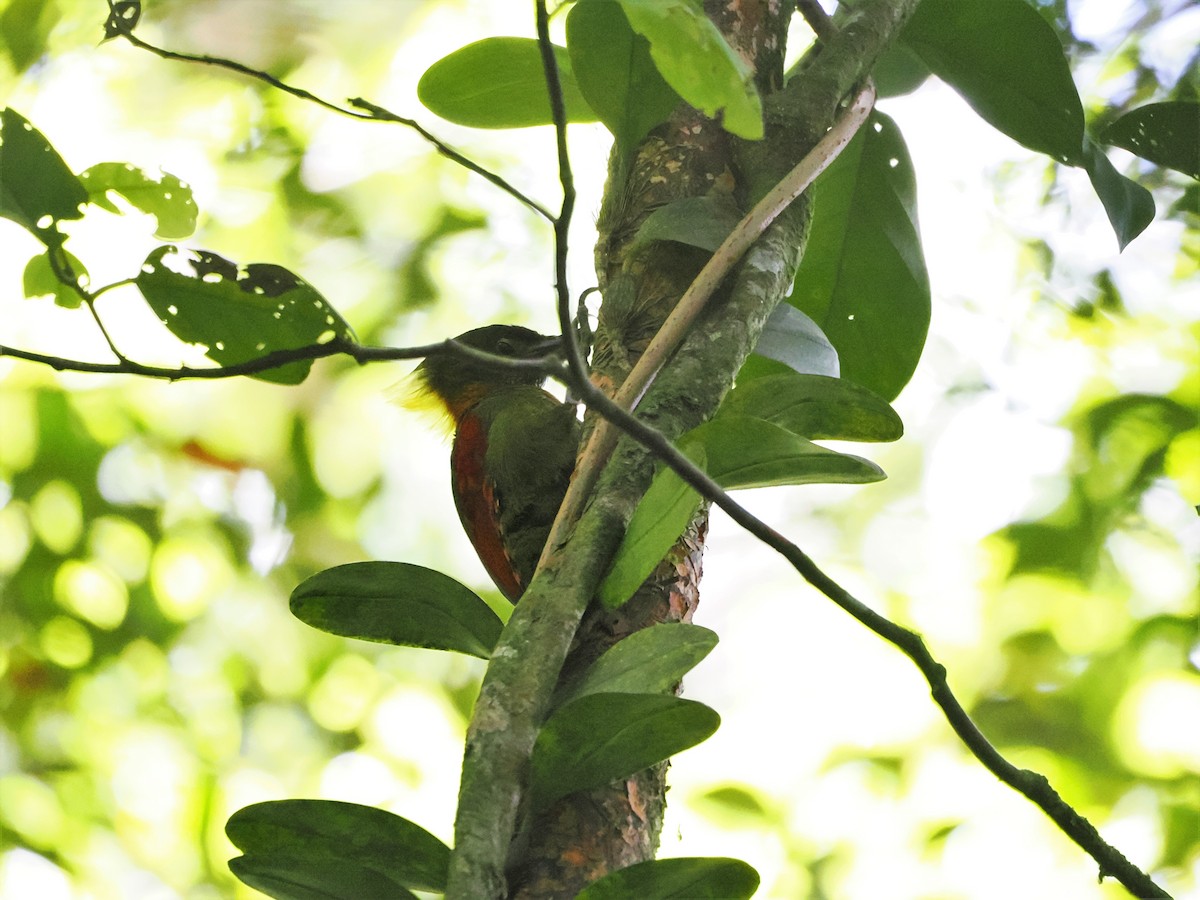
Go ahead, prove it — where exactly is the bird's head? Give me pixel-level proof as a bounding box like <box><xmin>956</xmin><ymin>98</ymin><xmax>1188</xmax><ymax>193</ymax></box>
<box><xmin>404</xmin><ymin>325</ymin><xmax>560</xmax><ymax>427</ymax></box>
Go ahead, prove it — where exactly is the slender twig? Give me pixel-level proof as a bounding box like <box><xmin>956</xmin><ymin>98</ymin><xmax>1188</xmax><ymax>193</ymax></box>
<box><xmin>102</xmin><ymin>2</ymin><xmax>554</xmax><ymax>222</ymax></box>
<box><xmin>45</xmin><ymin>243</ymin><xmax>129</xmax><ymax>362</ymax></box>
<box><xmin>0</xmin><ymin>335</ymin><xmax>557</xmax><ymax>380</ymax></box>
<box><xmin>82</xmin><ymin>301</ymin><xmax>127</xmax><ymax>361</ymax></box>
<box><xmin>533</xmin><ymin>0</ymin><xmax>588</xmax><ymax>386</ymax></box>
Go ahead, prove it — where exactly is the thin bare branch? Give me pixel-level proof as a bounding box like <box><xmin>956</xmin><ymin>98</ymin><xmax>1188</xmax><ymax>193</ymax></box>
<box><xmin>0</xmin><ymin>335</ymin><xmax>559</xmax><ymax>381</ymax></box>
<box><xmin>103</xmin><ymin>2</ymin><xmax>554</xmax><ymax>222</ymax></box>
<box><xmin>533</xmin><ymin>0</ymin><xmax>588</xmax><ymax>386</ymax></box>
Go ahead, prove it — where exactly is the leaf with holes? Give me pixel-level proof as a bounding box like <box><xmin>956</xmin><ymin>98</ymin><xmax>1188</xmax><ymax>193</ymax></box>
<box><xmin>290</xmin><ymin>562</ymin><xmax>503</xmax><ymax>658</ymax></box>
<box><xmin>1102</xmin><ymin>101</ymin><xmax>1199</xmax><ymax>180</ymax></box>
<box><xmin>80</xmin><ymin>162</ymin><xmax>198</xmax><ymax>238</ymax></box>
<box><xmin>790</xmin><ymin>111</ymin><xmax>929</xmax><ymax>400</ymax></box>
<box><xmin>226</xmin><ymin>800</ymin><xmax>449</xmax><ymax>898</ymax></box>
<box><xmin>135</xmin><ymin>246</ymin><xmax>352</xmax><ymax>384</ymax></box>
<box><xmin>418</xmin><ymin>38</ymin><xmax>596</xmax><ymax>129</ymax></box>
<box><xmin>0</xmin><ymin>107</ymin><xmax>87</xmax><ymax>246</ymax></box>
<box><xmin>530</xmin><ymin>693</ymin><xmax>719</xmax><ymax>811</ymax></box>
<box><xmin>23</xmin><ymin>248</ymin><xmax>89</xmax><ymax>309</ymax></box>
<box><xmin>577</xmin><ymin>857</ymin><xmax>760</xmax><ymax>900</ymax></box>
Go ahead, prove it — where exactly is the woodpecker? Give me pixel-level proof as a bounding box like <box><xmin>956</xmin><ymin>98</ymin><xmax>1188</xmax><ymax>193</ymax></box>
<box><xmin>406</xmin><ymin>325</ymin><xmax>581</xmax><ymax>601</ymax></box>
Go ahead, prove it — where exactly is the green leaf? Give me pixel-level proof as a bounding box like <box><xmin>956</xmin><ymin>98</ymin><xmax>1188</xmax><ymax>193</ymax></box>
<box><xmin>79</xmin><ymin>162</ymin><xmax>198</xmax><ymax>238</ymax></box>
<box><xmin>290</xmin><ymin>561</ymin><xmax>503</xmax><ymax>658</ymax></box>
<box><xmin>22</xmin><ymin>248</ymin><xmax>88</xmax><ymax>309</ymax></box>
<box><xmin>791</xmin><ymin>111</ymin><xmax>929</xmax><ymax>400</ymax></box>
<box><xmin>229</xmin><ymin>856</ymin><xmax>418</xmax><ymax>900</ymax></box>
<box><xmin>560</xmin><ymin>623</ymin><xmax>718</xmax><ymax>705</ymax></box>
<box><xmin>226</xmin><ymin>799</ymin><xmax>449</xmax><ymax>896</ymax></box>
<box><xmin>629</xmin><ymin>193</ymin><xmax>743</xmax><ymax>254</ymax></box>
<box><xmin>872</xmin><ymin>41</ymin><xmax>930</xmax><ymax>99</ymax></box>
<box><xmin>616</xmin><ymin>0</ymin><xmax>763</xmax><ymax>139</ymax></box>
<box><xmin>577</xmin><ymin>857</ymin><xmax>760</xmax><ymax>900</ymax></box>
<box><xmin>135</xmin><ymin>246</ymin><xmax>353</xmax><ymax>384</ymax></box>
<box><xmin>901</xmin><ymin>0</ymin><xmax>1085</xmax><ymax>165</ymax></box>
<box><xmin>530</xmin><ymin>693</ymin><xmax>719</xmax><ymax>810</ymax></box>
<box><xmin>694</xmin><ymin>785</ymin><xmax>773</xmax><ymax>825</ymax></box>
<box><xmin>693</xmin><ymin>415</ymin><xmax>886</xmax><ymax>491</ymax></box>
<box><xmin>720</xmin><ymin>373</ymin><xmax>903</xmax><ymax>442</ymax></box>
<box><xmin>601</xmin><ymin>418</ymin><xmax>885</xmax><ymax>606</ymax></box>
<box><xmin>1081</xmin><ymin>139</ymin><xmax>1155</xmax><ymax>251</ymax></box>
<box><xmin>0</xmin><ymin>0</ymin><xmax>62</xmax><ymax>73</ymax></box>
<box><xmin>753</xmin><ymin>303</ymin><xmax>839</xmax><ymax>379</ymax></box>
<box><xmin>599</xmin><ymin>443</ymin><xmax>705</xmax><ymax>608</ymax></box>
<box><xmin>1101</xmin><ymin>101</ymin><xmax>1200</xmax><ymax>179</ymax></box>
<box><xmin>417</xmin><ymin>37</ymin><xmax>596</xmax><ymax>129</ymax></box>
<box><xmin>0</xmin><ymin>107</ymin><xmax>88</xmax><ymax>246</ymax></box>
<box><xmin>567</xmin><ymin>0</ymin><xmax>680</xmax><ymax>162</ymax></box>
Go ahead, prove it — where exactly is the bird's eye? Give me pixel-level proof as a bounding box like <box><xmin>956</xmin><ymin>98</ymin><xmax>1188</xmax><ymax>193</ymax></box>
<box><xmin>496</xmin><ymin>339</ymin><xmax>515</xmax><ymax>355</ymax></box>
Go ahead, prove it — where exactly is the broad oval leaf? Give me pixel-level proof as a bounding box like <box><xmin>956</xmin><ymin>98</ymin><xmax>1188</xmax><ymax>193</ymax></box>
<box><xmin>567</xmin><ymin>0</ymin><xmax>680</xmax><ymax>162</ymax></box>
<box><xmin>417</xmin><ymin>37</ymin><xmax>596</xmax><ymax>129</ymax></box>
<box><xmin>901</xmin><ymin>0</ymin><xmax>1085</xmax><ymax>165</ymax></box>
<box><xmin>791</xmin><ymin>111</ymin><xmax>929</xmax><ymax>400</ymax></box>
<box><xmin>80</xmin><ymin>162</ymin><xmax>198</xmax><ymax>238</ymax></box>
<box><xmin>229</xmin><ymin>855</ymin><xmax>418</xmax><ymax>900</ymax></box>
<box><xmin>872</xmin><ymin>41</ymin><xmax>930</xmax><ymax>99</ymax></box>
<box><xmin>698</xmin><ymin>415</ymin><xmax>886</xmax><ymax>491</ymax></box>
<box><xmin>599</xmin><ymin>443</ymin><xmax>705</xmax><ymax>608</ymax></box>
<box><xmin>290</xmin><ymin>561</ymin><xmax>503</xmax><ymax>658</ymax></box>
<box><xmin>135</xmin><ymin>246</ymin><xmax>352</xmax><ymax>384</ymax></box>
<box><xmin>558</xmin><ymin>623</ymin><xmax>718</xmax><ymax>705</ymax></box>
<box><xmin>1081</xmin><ymin>138</ymin><xmax>1155</xmax><ymax>251</ymax></box>
<box><xmin>616</xmin><ymin>0</ymin><xmax>762</xmax><ymax>139</ymax></box>
<box><xmin>0</xmin><ymin>107</ymin><xmax>87</xmax><ymax>246</ymax></box>
<box><xmin>1101</xmin><ymin>101</ymin><xmax>1199</xmax><ymax>180</ymax></box>
<box><xmin>226</xmin><ymin>799</ymin><xmax>449</xmax><ymax>895</ymax></box>
<box><xmin>720</xmin><ymin>373</ymin><xmax>902</xmax><ymax>442</ymax></box>
<box><xmin>530</xmin><ymin>693</ymin><xmax>720</xmax><ymax>811</ymax></box>
<box><xmin>577</xmin><ymin>857</ymin><xmax>760</xmax><ymax>900</ymax></box>
<box><xmin>753</xmin><ymin>303</ymin><xmax>839</xmax><ymax>378</ymax></box>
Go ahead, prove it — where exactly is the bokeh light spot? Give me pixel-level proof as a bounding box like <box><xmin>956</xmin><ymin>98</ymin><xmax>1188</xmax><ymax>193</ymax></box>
<box><xmin>30</xmin><ymin>480</ymin><xmax>83</xmax><ymax>555</ymax></box>
<box><xmin>40</xmin><ymin>616</ymin><xmax>93</xmax><ymax>669</ymax></box>
<box><xmin>53</xmin><ymin>559</ymin><xmax>128</xmax><ymax>629</ymax></box>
